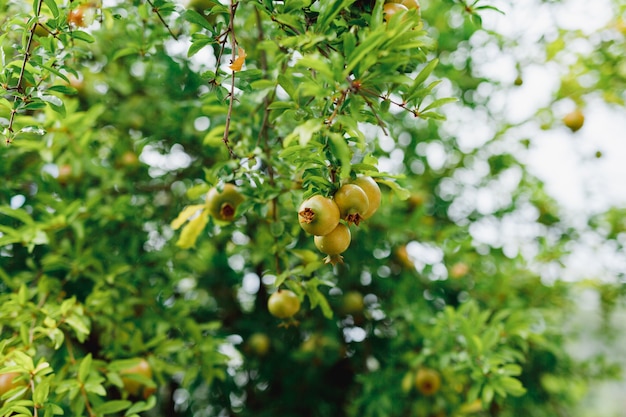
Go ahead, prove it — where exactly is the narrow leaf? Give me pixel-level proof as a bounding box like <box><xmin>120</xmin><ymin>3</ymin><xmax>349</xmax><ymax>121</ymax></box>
<box><xmin>176</xmin><ymin>210</ymin><xmax>209</xmax><ymax>249</ymax></box>
<box><xmin>171</xmin><ymin>205</ymin><xmax>205</xmax><ymax>230</ymax></box>
<box><xmin>78</xmin><ymin>354</ymin><xmax>92</xmax><ymax>383</ymax></box>
<box><xmin>43</xmin><ymin>0</ymin><xmax>59</xmax><ymax>18</ymax></box>
<box><xmin>421</xmin><ymin>97</ymin><xmax>458</xmax><ymax>112</ymax></box>
<box><xmin>94</xmin><ymin>400</ymin><xmax>132</xmax><ymax>415</ymax></box>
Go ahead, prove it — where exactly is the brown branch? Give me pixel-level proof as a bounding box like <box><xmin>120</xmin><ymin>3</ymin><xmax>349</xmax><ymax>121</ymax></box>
<box><xmin>221</xmin><ymin>0</ymin><xmax>239</xmax><ymax>159</ymax></box>
<box><xmin>146</xmin><ymin>0</ymin><xmax>179</xmax><ymax>40</ymax></box>
<box><xmin>361</xmin><ymin>94</ymin><xmax>389</xmax><ymax>135</ymax></box>
<box><xmin>378</xmin><ymin>92</ymin><xmax>420</xmax><ymax>117</ymax></box>
<box><xmin>325</xmin><ymin>87</ymin><xmax>350</xmax><ymax>125</ymax></box>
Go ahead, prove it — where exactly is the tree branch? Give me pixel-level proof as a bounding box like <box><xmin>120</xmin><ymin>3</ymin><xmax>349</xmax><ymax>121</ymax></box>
<box><xmin>221</xmin><ymin>0</ymin><xmax>239</xmax><ymax>159</ymax></box>
<box><xmin>146</xmin><ymin>0</ymin><xmax>179</xmax><ymax>40</ymax></box>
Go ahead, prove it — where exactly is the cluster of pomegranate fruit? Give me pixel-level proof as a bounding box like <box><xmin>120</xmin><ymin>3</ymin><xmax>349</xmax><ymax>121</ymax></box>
<box><xmin>298</xmin><ymin>176</ymin><xmax>382</xmax><ymax>266</ymax></box>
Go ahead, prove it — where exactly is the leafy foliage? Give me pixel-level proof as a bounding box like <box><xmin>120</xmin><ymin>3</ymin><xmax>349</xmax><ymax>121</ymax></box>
<box><xmin>0</xmin><ymin>0</ymin><xmax>624</xmax><ymax>416</ymax></box>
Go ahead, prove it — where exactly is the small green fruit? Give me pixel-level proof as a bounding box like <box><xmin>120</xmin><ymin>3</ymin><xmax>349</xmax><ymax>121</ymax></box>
<box><xmin>342</xmin><ymin>291</ymin><xmax>365</xmax><ymax>315</ymax></box>
<box><xmin>248</xmin><ymin>333</ymin><xmax>271</xmax><ymax>356</ymax></box>
<box><xmin>334</xmin><ymin>184</ymin><xmax>369</xmax><ymax>225</ymax></box>
<box><xmin>415</xmin><ymin>367</ymin><xmax>441</xmax><ymax>396</ymax></box>
<box><xmin>563</xmin><ymin>109</ymin><xmax>585</xmax><ymax>132</ymax></box>
<box><xmin>314</xmin><ymin>223</ymin><xmax>351</xmax><ymax>265</ymax></box>
<box><xmin>267</xmin><ymin>289</ymin><xmax>301</xmax><ymax>319</ymax></box>
<box><xmin>351</xmin><ymin>176</ymin><xmax>381</xmax><ymax>220</ymax></box>
<box><xmin>298</xmin><ymin>195</ymin><xmax>340</xmax><ymax>236</ymax></box>
<box><xmin>120</xmin><ymin>358</ymin><xmax>155</xmax><ymax>399</ymax></box>
<box><xmin>206</xmin><ymin>184</ymin><xmax>244</xmax><ymax>222</ymax></box>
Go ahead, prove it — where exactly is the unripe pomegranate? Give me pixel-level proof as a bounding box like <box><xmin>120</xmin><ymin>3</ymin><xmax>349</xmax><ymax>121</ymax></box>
<box><xmin>334</xmin><ymin>184</ymin><xmax>369</xmax><ymax>226</ymax></box>
<box><xmin>383</xmin><ymin>3</ymin><xmax>408</xmax><ymax>21</ymax></box>
<box><xmin>563</xmin><ymin>109</ymin><xmax>585</xmax><ymax>132</ymax></box>
<box><xmin>120</xmin><ymin>358</ymin><xmax>155</xmax><ymax>399</ymax></box>
<box><xmin>298</xmin><ymin>195</ymin><xmax>340</xmax><ymax>236</ymax></box>
<box><xmin>314</xmin><ymin>223</ymin><xmax>351</xmax><ymax>264</ymax></box>
<box><xmin>415</xmin><ymin>367</ymin><xmax>441</xmax><ymax>396</ymax></box>
<box><xmin>267</xmin><ymin>289</ymin><xmax>301</xmax><ymax>319</ymax></box>
<box><xmin>351</xmin><ymin>176</ymin><xmax>381</xmax><ymax>220</ymax></box>
<box><xmin>388</xmin><ymin>0</ymin><xmax>420</xmax><ymax>12</ymax></box>
<box><xmin>206</xmin><ymin>184</ymin><xmax>244</xmax><ymax>222</ymax></box>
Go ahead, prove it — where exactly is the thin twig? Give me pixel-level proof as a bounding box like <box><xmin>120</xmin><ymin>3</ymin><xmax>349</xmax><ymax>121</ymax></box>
<box><xmin>378</xmin><ymin>91</ymin><xmax>420</xmax><ymax>117</ymax></box>
<box><xmin>221</xmin><ymin>0</ymin><xmax>239</xmax><ymax>159</ymax></box>
<box><xmin>146</xmin><ymin>0</ymin><xmax>179</xmax><ymax>40</ymax></box>
<box><xmin>361</xmin><ymin>94</ymin><xmax>389</xmax><ymax>135</ymax></box>
<box><xmin>325</xmin><ymin>87</ymin><xmax>350</xmax><ymax>125</ymax></box>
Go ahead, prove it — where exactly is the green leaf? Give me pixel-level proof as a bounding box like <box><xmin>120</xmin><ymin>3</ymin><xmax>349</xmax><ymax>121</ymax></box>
<box><xmin>32</xmin><ymin>377</ymin><xmax>51</xmax><ymax>405</ymax></box>
<box><xmin>419</xmin><ymin>111</ymin><xmax>446</xmax><ymax>120</ymax></box>
<box><xmin>47</xmin><ymin>85</ymin><xmax>78</xmax><ymax>96</ymax></box>
<box><xmin>267</xmin><ymin>101</ymin><xmax>296</xmax><ymax>110</ymax></box>
<box><xmin>94</xmin><ymin>400</ymin><xmax>132</xmax><ymax>415</ymax></box>
<box><xmin>278</xmin><ymin>73</ymin><xmax>296</xmax><ymax>98</ymax></box>
<box><xmin>0</xmin><ymin>207</ymin><xmax>34</xmax><ymax>225</ymax></box>
<box><xmin>328</xmin><ymin>133</ymin><xmax>351</xmax><ymax>179</ymax></box>
<box><xmin>125</xmin><ymin>396</ymin><xmax>156</xmax><ymax>416</ymax></box>
<box><xmin>12</xmin><ymin>351</ymin><xmax>34</xmax><ymax>372</ymax></box>
<box><xmin>410</xmin><ymin>59</ymin><xmax>439</xmax><ymax>92</ymax></box>
<box><xmin>500</xmin><ymin>364</ymin><xmax>523</xmax><ymax>377</ymax></box>
<box><xmin>113</xmin><ymin>47</ymin><xmax>140</xmax><ymax>61</ymax></box>
<box><xmin>184</xmin><ymin>9</ymin><xmax>214</xmax><ymax>31</ymax></box>
<box><xmin>499</xmin><ymin>376</ymin><xmax>527</xmax><ymax>397</ymax></box>
<box><xmin>295</xmin><ymin>55</ymin><xmax>335</xmax><ymax>80</ymax></box>
<box><xmin>250</xmin><ymin>79</ymin><xmax>276</xmax><ymax>90</ymax></box>
<box><xmin>376</xmin><ymin>179</ymin><xmax>410</xmax><ymax>200</ymax></box>
<box><xmin>84</xmin><ymin>381</ymin><xmax>107</xmax><ymax>396</ymax></box>
<box><xmin>43</xmin><ymin>0</ymin><xmax>59</xmax><ymax>18</ymax></box>
<box><xmin>283</xmin><ymin>119</ymin><xmax>324</xmax><ymax>147</ymax></box>
<box><xmin>65</xmin><ymin>315</ymin><xmax>90</xmax><ymax>340</ymax></box>
<box><xmin>188</xmin><ymin>36</ymin><xmax>213</xmax><ymax>57</ymax></box>
<box><xmin>78</xmin><ymin>354</ymin><xmax>92</xmax><ymax>383</ymax></box>
<box><xmin>421</xmin><ymin>97</ymin><xmax>458</xmax><ymax>112</ymax></box>
<box><xmin>315</xmin><ymin>0</ymin><xmax>355</xmax><ymax>31</ymax></box>
<box><xmin>72</xmin><ymin>30</ymin><xmax>95</xmax><ymax>43</ymax></box>
<box><xmin>481</xmin><ymin>384</ymin><xmax>494</xmax><ymax>405</ymax></box>
<box><xmin>345</xmin><ymin>31</ymin><xmax>386</xmax><ymax>76</ymax></box>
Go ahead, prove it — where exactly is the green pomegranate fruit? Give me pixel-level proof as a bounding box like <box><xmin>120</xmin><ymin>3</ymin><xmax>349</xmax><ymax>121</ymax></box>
<box><xmin>415</xmin><ymin>367</ymin><xmax>441</xmax><ymax>396</ymax></box>
<box><xmin>342</xmin><ymin>290</ymin><xmax>365</xmax><ymax>315</ymax></box>
<box><xmin>351</xmin><ymin>176</ymin><xmax>381</xmax><ymax>220</ymax></box>
<box><xmin>0</xmin><ymin>372</ymin><xmax>24</xmax><ymax>396</ymax></box>
<box><xmin>298</xmin><ymin>195</ymin><xmax>340</xmax><ymax>236</ymax></box>
<box><xmin>383</xmin><ymin>2</ymin><xmax>409</xmax><ymax>21</ymax></box>
<box><xmin>334</xmin><ymin>184</ymin><xmax>369</xmax><ymax>225</ymax></box>
<box><xmin>248</xmin><ymin>332</ymin><xmax>271</xmax><ymax>356</ymax></box>
<box><xmin>120</xmin><ymin>358</ymin><xmax>155</xmax><ymax>399</ymax></box>
<box><xmin>206</xmin><ymin>184</ymin><xmax>244</xmax><ymax>222</ymax></box>
<box><xmin>389</xmin><ymin>0</ymin><xmax>420</xmax><ymax>12</ymax></box>
<box><xmin>314</xmin><ymin>223</ymin><xmax>351</xmax><ymax>264</ymax></box>
<box><xmin>563</xmin><ymin>109</ymin><xmax>585</xmax><ymax>132</ymax></box>
<box><xmin>267</xmin><ymin>289</ymin><xmax>301</xmax><ymax>319</ymax></box>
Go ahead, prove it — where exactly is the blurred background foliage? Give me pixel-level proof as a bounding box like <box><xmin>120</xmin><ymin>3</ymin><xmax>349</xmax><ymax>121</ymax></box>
<box><xmin>0</xmin><ymin>0</ymin><xmax>625</xmax><ymax>416</ymax></box>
